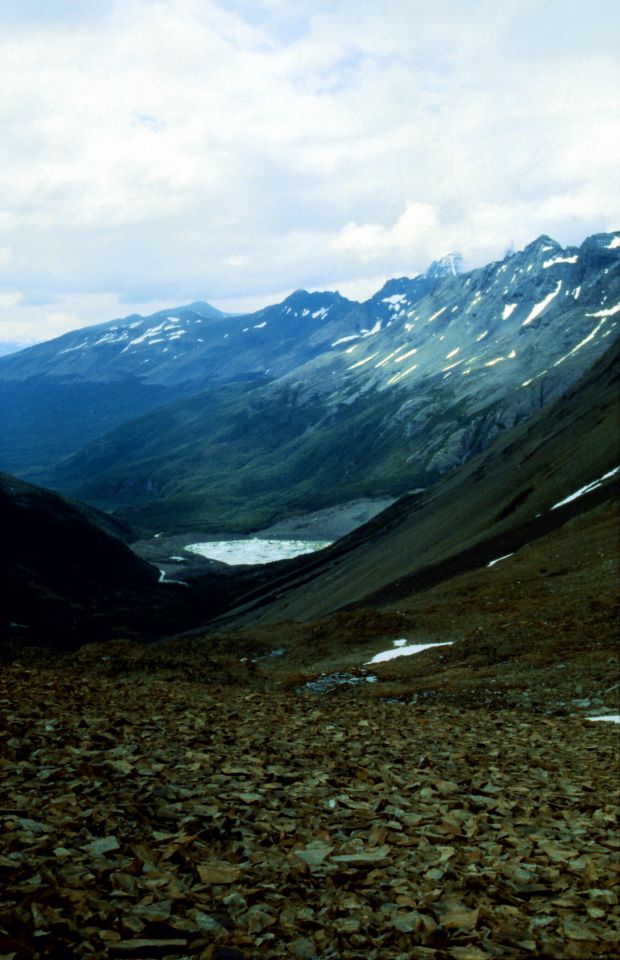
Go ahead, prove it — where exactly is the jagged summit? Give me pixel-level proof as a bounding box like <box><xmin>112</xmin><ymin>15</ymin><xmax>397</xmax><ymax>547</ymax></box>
<box><xmin>275</xmin><ymin>289</ymin><xmax>353</xmax><ymax>311</ymax></box>
<box><xmin>424</xmin><ymin>252</ymin><xmax>463</xmax><ymax>278</ymax></box>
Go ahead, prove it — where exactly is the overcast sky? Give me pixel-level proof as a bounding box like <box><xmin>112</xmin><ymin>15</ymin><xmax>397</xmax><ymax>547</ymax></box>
<box><xmin>1</xmin><ymin>0</ymin><xmax>619</xmax><ymax>343</ymax></box>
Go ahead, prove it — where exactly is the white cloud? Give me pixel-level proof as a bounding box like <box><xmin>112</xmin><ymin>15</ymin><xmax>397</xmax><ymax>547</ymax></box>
<box><xmin>332</xmin><ymin>203</ymin><xmax>440</xmax><ymax>261</ymax></box>
<box><xmin>0</xmin><ymin>0</ymin><xmax>618</xmax><ymax>342</ymax></box>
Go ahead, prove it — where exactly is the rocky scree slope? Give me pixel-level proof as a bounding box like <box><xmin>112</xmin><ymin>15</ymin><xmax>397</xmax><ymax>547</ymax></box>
<box><xmin>45</xmin><ymin>231</ymin><xmax>620</xmax><ymax>534</ymax></box>
<box><xmin>2</xmin><ymin>665</ymin><xmax>618</xmax><ymax>960</ymax></box>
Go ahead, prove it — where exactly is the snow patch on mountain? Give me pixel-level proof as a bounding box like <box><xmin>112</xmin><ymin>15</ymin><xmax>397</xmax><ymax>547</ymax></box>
<box><xmin>387</xmin><ymin>361</ymin><xmax>418</xmax><ymax>386</ymax></box>
<box><xmin>543</xmin><ymin>255</ymin><xmax>578</xmax><ymax>268</ymax></box>
<box><xmin>58</xmin><ymin>340</ymin><xmax>88</xmax><ymax>355</ymax></box>
<box><xmin>522</xmin><ymin>280</ymin><xmax>562</xmax><ymax>326</ymax></box>
<box><xmin>586</xmin><ymin>302</ymin><xmax>620</xmax><ymax>318</ymax></box>
<box><xmin>394</xmin><ymin>348</ymin><xmax>418</xmax><ymax>364</ymax></box>
<box><xmin>551</xmin><ymin>466</ymin><xmax>620</xmax><ymax>510</ymax></box>
<box><xmin>348</xmin><ymin>352</ymin><xmax>379</xmax><ymax>370</ymax></box>
<box><xmin>361</xmin><ymin>320</ymin><xmax>382</xmax><ymax>336</ymax></box>
<box><xmin>553</xmin><ymin>317</ymin><xmax>614</xmax><ymax>366</ymax></box>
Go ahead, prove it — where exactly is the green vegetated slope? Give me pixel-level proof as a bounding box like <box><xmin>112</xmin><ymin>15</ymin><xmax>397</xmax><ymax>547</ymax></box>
<box><xmin>210</xmin><ymin>334</ymin><xmax>620</xmax><ymax>626</ymax></box>
<box><xmin>49</xmin><ymin>338</ymin><xmax>610</xmax><ymax>536</ymax></box>
<box><xmin>50</xmin><ymin>386</ymin><xmax>404</xmax><ymax>532</ymax></box>
<box><xmin>0</xmin><ymin>376</ymin><xmax>186</xmax><ymax>474</ymax></box>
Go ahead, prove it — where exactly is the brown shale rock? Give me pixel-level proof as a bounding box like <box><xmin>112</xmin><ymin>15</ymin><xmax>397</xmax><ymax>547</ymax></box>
<box><xmin>0</xmin><ymin>663</ymin><xmax>618</xmax><ymax>959</ymax></box>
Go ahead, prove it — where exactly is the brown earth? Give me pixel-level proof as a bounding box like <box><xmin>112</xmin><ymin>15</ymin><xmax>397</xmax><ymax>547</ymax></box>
<box><xmin>0</xmin><ymin>664</ymin><xmax>618</xmax><ymax>960</ymax></box>
<box><xmin>91</xmin><ymin>498</ymin><xmax>617</xmax><ymax>718</ymax></box>
<box><xmin>1</xmin><ymin>499</ymin><xmax>619</xmax><ymax>959</ymax></box>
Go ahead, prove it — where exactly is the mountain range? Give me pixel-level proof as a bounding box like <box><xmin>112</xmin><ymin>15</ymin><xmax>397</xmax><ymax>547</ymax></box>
<box><xmin>2</xmin><ymin>330</ymin><xmax>618</xmax><ymax>651</ymax></box>
<box><xmin>1</xmin><ymin>230</ymin><xmax>616</xmax><ymax>534</ymax></box>
<box><xmin>2</xmin><ymin>230</ymin><xmax>618</xmax><ymax>960</ymax></box>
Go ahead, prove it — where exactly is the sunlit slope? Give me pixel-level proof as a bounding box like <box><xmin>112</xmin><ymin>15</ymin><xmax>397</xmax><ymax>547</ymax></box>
<box><xmin>211</xmin><ymin>334</ymin><xmax>620</xmax><ymax>626</ymax></box>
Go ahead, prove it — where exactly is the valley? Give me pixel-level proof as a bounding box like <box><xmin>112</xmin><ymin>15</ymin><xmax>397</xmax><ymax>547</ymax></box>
<box><xmin>1</xmin><ymin>232</ymin><xmax>619</xmax><ymax>960</ymax></box>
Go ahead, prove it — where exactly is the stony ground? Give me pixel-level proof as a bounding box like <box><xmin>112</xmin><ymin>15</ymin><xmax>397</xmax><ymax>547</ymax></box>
<box><xmin>1</xmin><ymin>662</ymin><xmax>619</xmax><ymax>960</ymax></box>
<box><xmin>2</xmin><ymin>504</ymin><xmax>619</xmax><ymax>959</ymax></box>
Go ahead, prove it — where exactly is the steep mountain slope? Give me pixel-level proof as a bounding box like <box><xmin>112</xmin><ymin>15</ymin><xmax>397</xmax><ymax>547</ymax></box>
<box><xmin>0</xmin><ymin>290</ymin><xmax>401</xmax><ymax>472</ymax></box>
<box><xmin>0</xmin><ymin>474</ymin><xmax>196</xmax><ymax>648</ymax></box>
<box><xmin>3</xmin><ymin>335</ymin><xmax>618</xmax><ymax>661</ymax></box>
<box><xmin>205</xmin><ymin>333</ymin><xmax>620</xmax><ymax>627</ymax></box>
<box><xmin>48</xmin><ymin>231</ymin><xmax>620</xmax><ymax>534</ymax></box>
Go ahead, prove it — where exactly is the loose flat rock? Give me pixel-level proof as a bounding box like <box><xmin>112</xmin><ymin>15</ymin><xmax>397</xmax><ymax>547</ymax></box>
<box><xmin>0</xmin><ymin>662</ymin><xmax>618</xmax><ymax>959</ymax></box>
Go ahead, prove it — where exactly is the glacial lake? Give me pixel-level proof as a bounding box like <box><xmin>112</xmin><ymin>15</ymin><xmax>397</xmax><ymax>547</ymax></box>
<box><xmin>184</xmin><ymin>537</ymin><xmax>332</xmax><ymax>565</ymax></box>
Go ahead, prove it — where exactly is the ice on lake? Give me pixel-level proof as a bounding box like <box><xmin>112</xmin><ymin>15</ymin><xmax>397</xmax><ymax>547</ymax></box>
<box><xmin>185</xmin><ymin>537</ymin><xmax>332</xmax><ymax>565</ymax></box>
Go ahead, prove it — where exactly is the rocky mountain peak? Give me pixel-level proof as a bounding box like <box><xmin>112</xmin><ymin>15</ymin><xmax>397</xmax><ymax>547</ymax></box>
<box><xmin>424</xmin><ymin>252</ymin><xmax>463</xmax><ymax>279</ymax></box>
<box><xmin>280</xmin><ymin>289</ymin><xmax>352</xmax><ymax>310</ymax></box>
<box><xmin>522</xmin><ymin>234</ymin><xmax>563</xmax><ymax>257</ymax></box>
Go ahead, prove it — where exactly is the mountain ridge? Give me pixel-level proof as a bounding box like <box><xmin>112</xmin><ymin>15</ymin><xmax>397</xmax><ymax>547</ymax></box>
<box><xmin>1</xmin><ymin>230</ymin><xmax>618</xmax><ymax>535</ymax></box>
<box><xmin>34</xmin><ymin>229</ymin><xmax>620</xmax><ymax>534</ymax></box>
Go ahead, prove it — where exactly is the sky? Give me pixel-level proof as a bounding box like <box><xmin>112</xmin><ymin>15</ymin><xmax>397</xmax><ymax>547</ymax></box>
<box><xmin>0</xmin><ymin>0</ymin><xmax>619</xmax><ymax>344</ymax></box>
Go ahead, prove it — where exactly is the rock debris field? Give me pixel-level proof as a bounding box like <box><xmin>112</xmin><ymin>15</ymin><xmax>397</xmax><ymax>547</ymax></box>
<box><xmin>1</xmin><ymin>664</ymin><xmax>619</xmax><ymax>960</ymax></box>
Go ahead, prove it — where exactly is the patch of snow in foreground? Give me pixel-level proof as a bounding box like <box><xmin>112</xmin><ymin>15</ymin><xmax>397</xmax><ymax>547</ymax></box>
<box><xmin>487</xmin><ymin>553</ymin><xmax>514</xmax><ymax>568</ymax></box>
<box><xmin>551</xmin><ymin>466</ymin><xmax>620</xmax><ymax>510</ymax></box>
<box><xmin>586</xmin><ymin>715</ymin><xmax>620</xmax><ymax>723</ymax></box>
<box><xmin>366</xmin><ymin>640</ymin><xmax>453</xmax><ymax>665</ymax></box>
<box><xmin>185</xmin><ymin>537</ymin><xmax>332</xmax><ymax>565</ymax></box>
